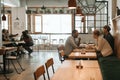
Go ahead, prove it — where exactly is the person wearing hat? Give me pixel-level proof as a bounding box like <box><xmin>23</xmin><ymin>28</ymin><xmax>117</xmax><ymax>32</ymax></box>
<box><xmin>103</xmin><ymin>25</ymin><xmax>115</xmax><ymax>56</ymax></box>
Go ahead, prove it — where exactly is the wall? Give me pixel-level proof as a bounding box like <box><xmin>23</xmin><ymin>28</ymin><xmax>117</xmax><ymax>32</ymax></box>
<box><xmin>113</xmin><ymin>16</ymin><xmax>120</xmax><ymax>58</ymax></box>
<box><xmin>20</xmin><ymin>0</ymin><xmax>67</xmax><ymax>7</ymax></box>
<box><xmin>117</xmin><ymin>0</ymin><xmax>120</xmax><ymax>8</ymax></box>
<box><xmin>0</xmin><ymin>0</ymin><xmax>2</xmax><ymax>46</ymax></box>
<box><xmin>11</xmin><ymin>7</ymin><xmax>26</xmax><ymax>39</ymax></box>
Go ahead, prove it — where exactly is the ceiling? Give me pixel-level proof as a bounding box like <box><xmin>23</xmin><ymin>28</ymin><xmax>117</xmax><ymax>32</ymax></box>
<box><xmin>77</xmin><ymin>0</ymin><xmax>108</xmax><ymax>15</ymax></box>
<box><xmin>1</xmin><ymin>0</ymin><xmax>108</xmax><ymax>15</ymax></box>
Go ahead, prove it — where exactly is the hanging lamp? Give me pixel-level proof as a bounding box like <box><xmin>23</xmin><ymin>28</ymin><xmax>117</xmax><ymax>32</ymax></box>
<box><xmin>2</xmin><ymin>0</ymin><xmax>6</xmax><ymax>21</ymax></box>
<box><xmin>81</xmin><ymin>16</ymin><xmax>85</xmax><ymax>22</ymax></box>
<box><xmin>76</xmin><ymin>6</ymin><xmax>82</xmax><ymax>15</ymax></box>
<box><xmin>15</xmin><ymin>7</ymin><xmax>19</xmax><ymax>20</ymax></box>
<box><xmin>68</xmin><ymin>0</ymin><xmax>77</xmax><ymax>9</ymax></box>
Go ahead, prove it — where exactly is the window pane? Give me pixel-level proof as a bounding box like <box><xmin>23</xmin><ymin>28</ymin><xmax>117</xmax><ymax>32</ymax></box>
<box><xmin>75</xmin><ymin>16</ymin><xmax>83</xmax><ymax>33</ymax></box>
<box><xmin>35</xmin><ymin>16</ymin><xmax>41</xmax><ymax>32</ymax></box>
<box><xmin>43</xmin><ymin>14</ymin><xmax>72</xmax><ymax>33</ymax></box>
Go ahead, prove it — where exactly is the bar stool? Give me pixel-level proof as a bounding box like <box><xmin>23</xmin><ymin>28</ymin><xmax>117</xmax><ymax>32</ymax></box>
<box><xmin>33</xmin><ymin>38</ymin><xmax>39</xmax><ymax>51</ymax></box>
<box><xmin>59</xmin><ymin>39</ymin><xmax>64</xmax><ymax>44</ymax></box>
<box><xmin>51</xmin><ymin>39</ymin><xmax>57</xmax><ymax>50</ymax></box>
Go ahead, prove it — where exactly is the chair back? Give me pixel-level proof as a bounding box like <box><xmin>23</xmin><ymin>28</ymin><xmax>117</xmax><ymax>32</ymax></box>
<box><xmin>45</xmin><ymin>58</ymin><xmax>54</xmax><ymax>80</ymax></box>
<box><xmin>34</xmin><ymin>65</ymin><xmax>46</xmax><ymax>80</ymax></box>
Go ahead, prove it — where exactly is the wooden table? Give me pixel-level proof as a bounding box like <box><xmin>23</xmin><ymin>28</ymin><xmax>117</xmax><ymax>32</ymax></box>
<box><xmin>2</xmin><ymin>41</ymin><xmax>24</xmax><ymax>45</ymax></box>
<box><xmin>51</xmin><ymin>60</ymin><xmax>102</xmax><ymax>80</ymax></box>
<box><xmin>69</xmin><ymin>49</ymin><xmax>97</xmax><ymax>59</ymax></box>
<box><xmin>0</xmin><ymin>47</ymin><xmax>17</xmax><ymax>73</ymax></box>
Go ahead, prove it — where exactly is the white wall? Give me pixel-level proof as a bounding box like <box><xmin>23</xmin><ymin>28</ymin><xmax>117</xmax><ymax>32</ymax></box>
<box><xmin>11</xmin><ymin>7</ymin><xmax>26</xmax><ymax>38</ymax></box>
<box><xmin>0</xmin><ymin>0</ymin><xmax>2</xmax><ymax>46</ymax></box>
<box><xmin>117</xmin><ymin>0</ymin><xmax>120</xmax><ymax>8</ymax></box>
<box><xmin>21</xmin><ymin>0</ymin><xmax>67</xmax><ymax>7</ymax></box>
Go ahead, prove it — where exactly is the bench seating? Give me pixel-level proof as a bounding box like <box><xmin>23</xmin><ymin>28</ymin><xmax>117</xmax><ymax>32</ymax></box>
<box><xmin>98</xmin><ymin>56</ymin><xmax>120</xmax><ymax>80</ymax></box>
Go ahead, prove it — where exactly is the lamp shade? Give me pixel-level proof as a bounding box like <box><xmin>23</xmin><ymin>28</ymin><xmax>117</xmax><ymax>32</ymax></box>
<box><xmin>68</xmin><ymin>0</ymin><xmax>77</xmax><ymax>9</ymax></box>
<box><xmin>16</xmin><ymin>17</ymin><xmax>19</xmax><ymax>20</ymax></box>
<box><xmin>76</xmin><ymin>6</ymin><xmax>82</xmax><ymax>15</ymax></box>
<box><xmin>81</xmin><ymin>16</ymin><xmax>85</xmax><ymax>22</ymax></box>
<box><xmin>2</xmin><ymin>14</ymin><xmax>6</xmax><ymax>21</ymax></box>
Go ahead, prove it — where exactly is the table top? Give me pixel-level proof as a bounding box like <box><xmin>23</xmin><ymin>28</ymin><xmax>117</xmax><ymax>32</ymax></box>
<box><xmin>73</xmin><ymin>48</ymin><xmax>95</xmax><ymax>52</ymax></box>
<box><xmin>51</xmin><ymin>60</ymin><xmax>102</xmax><ymax>80</ymax></box>
<box><xmin>2</xmin><ymin>41</ymin><xmax>24</xmax><ymax>45</ymax></box>
<box><xmin>69</xmin><ymin>51</ymin><xmax>97</xmax><ymax>59</ymax></box>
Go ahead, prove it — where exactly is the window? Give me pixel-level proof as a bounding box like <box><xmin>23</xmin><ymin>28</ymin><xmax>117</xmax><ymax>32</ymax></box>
<box><xmin>75</xmin><ymin>16</ymin><xmax>83</xmax><ymax>33</ymax></box>
<box><xmin>86</xmin><ymin>16</ymin><xmax>95</xmax><ymax>33</ymax></box>
<box><xmin>35</xmin><ymin>15</ymin><xmax>42</xmax><ymax>32</ymax></box>
<box><xmin>34</xmin><ymin>14</ymin><xmax>72</xmax><ymax>33</ymax></box>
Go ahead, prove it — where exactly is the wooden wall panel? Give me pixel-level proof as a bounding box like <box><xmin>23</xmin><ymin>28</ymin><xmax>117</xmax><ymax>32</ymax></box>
<box><xmin>113</xmin><ymin>16</ymin><xmax>120</xmax><ymax>58</ymax></box>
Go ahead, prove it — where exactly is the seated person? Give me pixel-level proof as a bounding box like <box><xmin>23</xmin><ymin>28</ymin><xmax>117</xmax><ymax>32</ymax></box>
<box><xmin>64</xmin><ymin>30</ymin><xmax>81</xmax><ymax>58</ymax></box>
<box><xmin>19</xmin><ymin>30</ymin><xmax>33</xmax><ymax>55</ymax></box>
<box><xmin>93</xmin><ymin>30</ymin><xmax>113</xmax><ymax>58</ymax></box>
<box><xmin>102</xmin><ymin>25</ymin><xmax>115</xmax><ymax>56</ymax></box>
<box><xmin>2</xmin><ymin>29</ymin><xmax>18</xmax><ymax>47</ymax></box>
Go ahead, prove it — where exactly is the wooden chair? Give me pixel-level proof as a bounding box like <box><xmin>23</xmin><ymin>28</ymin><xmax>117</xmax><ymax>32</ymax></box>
<box><xmin>57</xmin><ymin>45</ymin><xmax>65</xmax><ymax>63</ymax></box>
<box><xmin>5</xmin><ymin>51</ymin><xmax>25</xmax><ymax>74</ymax></box>
<box><xmin>34</xmin><ymin>65</ymin><xmax>46</xmax><ymax>80</ymax></box>
<box><xmin>45</xmin><ymin>58</ymin><xmax>55</xmax><ymax>80</ymax></box>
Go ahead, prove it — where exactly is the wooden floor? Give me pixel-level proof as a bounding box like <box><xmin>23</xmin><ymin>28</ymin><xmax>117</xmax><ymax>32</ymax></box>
<box><xmin>0</xmin><ymin>50</ymin><xmax>61</xmax><ymax>80</ymax></box>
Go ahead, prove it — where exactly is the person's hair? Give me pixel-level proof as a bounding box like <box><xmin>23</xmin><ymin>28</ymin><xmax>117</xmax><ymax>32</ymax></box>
<box><xmin>24</xmin><ymin>30</ymin><xmax>28</xmax><ymax>34</ymax></box>
<box><xmin>2</xmin><ymin>29</ymin><xmax>6</xmax><ymax>33</ymax></box>
<box><xmin>93</xmin><ymin>30</ymin><xmax>100</xmax><ymax>36</ymax></box>
<box><xmin>72</xmin><ymin>30</ymin><xmax>78</xmax><ymax>35</ymax></box>
<box><xmin>103</xmin><ymin>25</ymin><xmax>111</xmax><ymax>32</ymax></box>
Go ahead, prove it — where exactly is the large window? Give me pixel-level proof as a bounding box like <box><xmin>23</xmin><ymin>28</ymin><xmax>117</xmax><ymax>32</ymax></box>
<box><xmin>75</xmin><ymin>16</ymin><xmax>83</xmax><ymax>33</ymax></box>
<box><xmin>34</xmin><ymin>14</ymin><xmax>72</xmax><ymax>33</ymax></box>
<box><xmin>35</xmin><ymin>15</ymin><xmax>42</xmax><ymax>32</ymax></box>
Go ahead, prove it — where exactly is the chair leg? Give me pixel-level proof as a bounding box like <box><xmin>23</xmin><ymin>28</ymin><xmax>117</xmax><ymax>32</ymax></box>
<box><xmin>52</xmin><ymin>65</ymin><xmax>55</xmax><ymax>73</ymax></box>
<box><xmin>11</xmin><ymin>60</ymin><xmax>20</xmax><ymax>74</ymax></box>
<box><xmin>43</xmin><ymin>74</ymin><xmax>46</xmax><ymax>80</ymax></box>
<box><xmin>46</xmin><ymin>70</ymin><xmax>50</xmax><ymax>80</ymax></box>
<box><xmin>16</xmin><ymin>59</ymin><xmax>25</xmax><ymax>71</ymax></box>
<box><xmin>7</xmin><ymin>60</ymin><xmax>10</xmax><ymax>71</ymax></box>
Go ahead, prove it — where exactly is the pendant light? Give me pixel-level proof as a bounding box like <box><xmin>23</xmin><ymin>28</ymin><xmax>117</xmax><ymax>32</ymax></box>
<box><xmin>2</xmin><ymin>0</ymin><xmax>6</xmax><ymax>21</ymax></box>
<box><xmin>76</xmin><ymin>6</ymin><xmax>82</xmax><ymax>15</ymax></box>
<box><xmin>68</xmin><ymin>0</ymin><xmax>77</xmax><ymax>9</ymax></box>
<box><xmin>16</xmin><ymin>7</ymin><xmax>19</xmax><ymax>20</ymax></box>
<box><xmin>41</xmin><ymin>0</ymin><xmax>46</xmax><ymax>10</ymax></box>
<box><xmin>81</xmin><ymin>16</ymin><xmax>85</xmax><ymax>22</ymax></box>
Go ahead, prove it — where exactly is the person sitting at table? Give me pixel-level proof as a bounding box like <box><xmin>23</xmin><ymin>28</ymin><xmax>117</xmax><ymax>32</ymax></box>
<box><xmin>102</xmin><ymin>25</ymin><xmax>115</xmax><ymax>56</ymax></box>
<box><xmin>19</xmin><ymin>30</ymin><xmax>33</xmax><ymax>56</ymax></box>
<box><xmin>64</xmin><ymin>30</ymin><xmax>81</xmax><ymax>58</ymax></box>
<box><xmin>2</xmin><ymin>29</ymin><xmax>18</xmax><ymax>47</ymax></box>
<box><xmin>93</xmin><ymin>29</ymin><xmax>113</xmax><ymax>58</ymax></box>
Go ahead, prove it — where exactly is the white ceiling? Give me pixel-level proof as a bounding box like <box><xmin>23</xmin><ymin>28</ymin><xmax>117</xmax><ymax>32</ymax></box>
<box><xmin>2</xmin><ymin>0</ymin><xmax>68</xmax><ymax>7</ymax></box>
<box><xmin>2</xmin><ymin>0</ymin><xmax>20</xmax><ymax>7</ymax></box>
<box><xmin>21</xmin><ymin>0</ymin><xmax>68</xmax><ymax>7</ymax></box>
